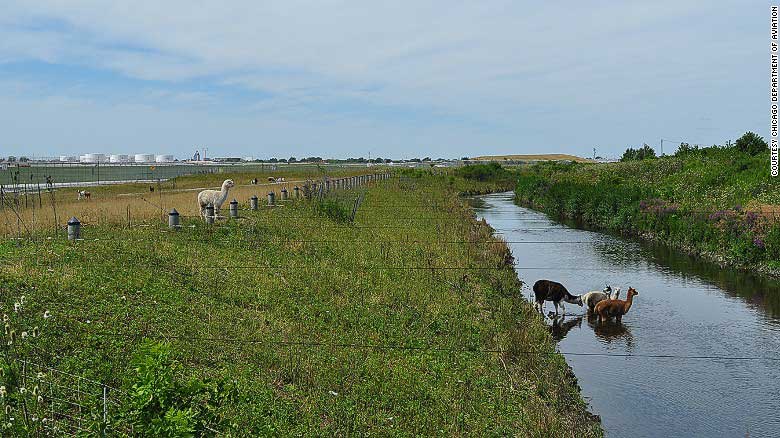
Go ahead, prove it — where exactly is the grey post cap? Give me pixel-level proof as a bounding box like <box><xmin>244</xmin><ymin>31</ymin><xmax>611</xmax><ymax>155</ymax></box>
<box><xmin>169</xmin><ymin>208</ymin><xmax>179</xmax><ymax>216</ymax></box>
<box><xmin>67</xmin><ymin>217</ymin><xmax>80</xmax><ymax>225</ymax></box>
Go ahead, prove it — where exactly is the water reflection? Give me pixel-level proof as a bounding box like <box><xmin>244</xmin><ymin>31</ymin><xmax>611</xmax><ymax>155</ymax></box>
<box><xmin>586</xmin><ymin>315</ymin><xmax>635</xmax><ymax>350</ymax></box>
<box><xmin>548</xmin><ymin>314</ymin><xmax>583</xmax><ymax>341</ymax></box>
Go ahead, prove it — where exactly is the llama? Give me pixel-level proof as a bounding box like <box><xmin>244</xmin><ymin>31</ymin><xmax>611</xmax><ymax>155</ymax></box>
<box><xmin>77</xmin><ymin>190</ymin><xmax>91</xmax><ymax>200</ymax></box>
<box><xmin>532</xmin><ymin>279</ymin><xmax>583</xmax><ymax>316</ymax></box>
<box><xmin>197</xmin><ymin>179</ymin><xmax>235</xmax><ymax>220</ymax></box>
<box><xmin>594</xmin><ymin>287</ymin><xmax>638</xmax><ymax>322</ymax></box>
<box><xmin>580</xmin><ymin>285</ymin><xmax>613</xmax><ymax>312</ymax></box>
<box><xmin>610</xmin><ymin>287</ymin><xmax>621</xmax><ymax>300</ymax></box>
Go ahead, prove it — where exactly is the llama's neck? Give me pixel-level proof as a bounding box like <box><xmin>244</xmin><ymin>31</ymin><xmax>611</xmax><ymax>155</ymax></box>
<box><xmin>623</xmin><ymin>294</ymin><xmax>635</xmax><ymax>313</ymax></box>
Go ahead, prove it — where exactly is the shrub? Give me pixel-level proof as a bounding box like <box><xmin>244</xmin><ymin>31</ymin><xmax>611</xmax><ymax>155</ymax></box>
<box><xmin>453</xmin><ymin>163</ymin><xmax>512</xmax><ymax>182</ymax></box>
<box><xmin>121</xmin><ymin>341</ymin><xmax>235</xmax><ymax>437</ymax></box>
<box><xmin>314</xmin><ymin>198</ymin><xmax>353</xmax><ymax>223</ymax></box>
<box><xmin>734</xmin><ymin>131</ymin><xmax>768</xmax><ymax>156</ymax></box>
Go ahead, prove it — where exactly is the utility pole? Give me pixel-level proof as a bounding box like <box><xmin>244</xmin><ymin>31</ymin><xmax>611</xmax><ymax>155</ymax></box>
<box><xmin>593</xmin><ymin>147</ymin><xmax>596</xmax><ymax>160</ymax></box>
<box><xmin>660</xmin><ymin>138</ymin><xmax>664</xmax><ymax>156</ymax></box>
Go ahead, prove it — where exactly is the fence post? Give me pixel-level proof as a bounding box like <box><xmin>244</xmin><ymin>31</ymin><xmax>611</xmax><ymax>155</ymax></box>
<box><xmin>168</xmin><ymin>208</ymin><xmax>180</xmax><ymax>230</ymax></box>
<box><xmin>205</xmin><ymin>203</ymin><xmax>215</xmax><ymax>224</ymax></box>
<box><xmin>268</xmin><ymin>192</ymin><xmax>275</xmax><ymax>206</ymax></box>
<box><xmin>250</xmin><ymin>195</ymin><xmax>258</xmax><ymax>210</ymax></box>
<box><xmin>229</xmin><ymin>199</ymin><xmax>238</xmax><ymax>218</ymax></box>
<box><xmin>281</xmin><ymin>187</ymin><xmax>288</xmax><ymax>200</ymax></box>
<box><xmin>67</xmin><ymin>217</ymin><xmax>80</xmax><ymax>240</ymax></box>
<box><xmin>293</xmin><ymin>186</ymin><xmax>300</xmax><ymax>199</ymax></box>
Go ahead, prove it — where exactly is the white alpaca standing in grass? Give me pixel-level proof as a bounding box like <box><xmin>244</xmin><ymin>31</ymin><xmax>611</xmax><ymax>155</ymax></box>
<box><xmin>197</xmin><ymin>179</ymin><xmax>235</xmax><ymax>219</ymax></box>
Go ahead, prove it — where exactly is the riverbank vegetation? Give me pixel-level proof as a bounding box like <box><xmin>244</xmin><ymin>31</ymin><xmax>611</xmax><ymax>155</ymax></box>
<box><xmin>515</xmin><ymin>133</ymin><xmax>780</xmax><ymax>276</ymax></box>
<box><xmin>0</xmin><ymin>170</ymin><xmax>600</xmax><ymax>436</ymax></box>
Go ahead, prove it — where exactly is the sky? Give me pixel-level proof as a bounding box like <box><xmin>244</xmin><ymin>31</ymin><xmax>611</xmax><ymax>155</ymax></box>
<box><xmin>0</xmin><ymin>1</ymin><xmax>768</xmax><ymax>159</ymax></box>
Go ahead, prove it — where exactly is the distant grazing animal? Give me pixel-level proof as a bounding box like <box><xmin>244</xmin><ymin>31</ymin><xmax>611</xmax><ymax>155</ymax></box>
<box><xmin>77</xmin><ymin>190</ymin><xmax>91</xmax><ymax>200</ymax></box>
<box><xmin>594</xmin><ymin>287</ymin><xmax>638</xmax><ymax>322</ymax></box>
<box><xmin>581</xmin><ymin>285</ymin><xmax>613</xmax><ymax>312</ymax></box>
<box><xmin>251</xmin><ymin>178</ymin><xmax>258</xmax><ymax>185</ymax></box>
<box><xmin>268</xmin><ymin>177</ymin><xmax>276</xmax><ymax>183</ymax></box>
<box><xmin>197</xmin><ymin>179</ymin><xmax>235</xmax><ymax>220</ymax></box>
<box><xmin>532</xmin><ymin>280</ymin><xmax>583</xmax><ymax>316</ymax></box>
<box><xmin>149</xmin><ymin>185</ymin><xmax>155</xmax><ymax>193</ymax></box>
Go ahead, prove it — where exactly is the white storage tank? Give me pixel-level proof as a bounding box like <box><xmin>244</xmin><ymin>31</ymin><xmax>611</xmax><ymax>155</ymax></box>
<box><xmin>134</xmin><ymin>154</ymin><xmax>155</xmax><ymax>163</ymax></box>
<box><xmin>155</xmin><ymin>154</ymin><xmax>175</xmax><ymax>163</ymax></box>
<box><xmin>110</xmin><ymin>154</ymin><xmax>131</xmax><ymax>163</ymax></box>
<box><xmin>82</xmin><ymin>153</ymin><xmax>107</xmax><ymax>163</ymax></box>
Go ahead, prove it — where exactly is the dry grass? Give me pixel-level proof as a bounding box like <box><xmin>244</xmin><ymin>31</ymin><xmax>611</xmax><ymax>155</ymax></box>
<box><xmin>0</xmin><ymin>168</ymin><xmax>379</xmax><ymax>236</ymax></box>
<box><xmin>470</xmin><ymin>153</ymin><xmax>589</xmax><ymax>162</ymax></box>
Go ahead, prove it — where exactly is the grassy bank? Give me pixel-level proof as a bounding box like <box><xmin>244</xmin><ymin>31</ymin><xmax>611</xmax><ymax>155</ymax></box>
<box><xmin>0</xmin><ymin>171</ymin><xmax>599</xmax><ymax>436</ymax></box>
<box><xmin>515</xmin><ymin>146</ymin><xmax>780</xmax><ymax>276</ymax></box>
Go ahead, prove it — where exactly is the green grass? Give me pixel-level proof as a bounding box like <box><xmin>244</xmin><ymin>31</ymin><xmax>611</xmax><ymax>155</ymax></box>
<box><xmin>0</xmin><ymin>172</ymin><xmax>600</xmax><ymax>436</ymax></box>
<box><xmin>515</xmin><ymin>147</ymin><xmax>780</xmax><ymax>275</ymax></box>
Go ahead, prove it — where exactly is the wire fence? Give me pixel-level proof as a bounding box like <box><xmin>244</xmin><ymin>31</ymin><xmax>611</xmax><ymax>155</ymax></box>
<box><xmin>14</xmin><ymin>359</ymin><xmax>129</xmax><ymax>437</ymax></box>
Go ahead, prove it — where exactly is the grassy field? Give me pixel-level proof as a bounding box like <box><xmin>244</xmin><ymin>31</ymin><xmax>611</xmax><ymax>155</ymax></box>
<box><xmin>0</xmin><ymin>169</ymin><xmax>600</xmax><ymax>436</ymax></box>
<box><xmin>515</xmin><ymin>146</ymin><xmax>780</xmax><ymax>276</ymax></box>
<box><xmin>0</xmin><ymin>166</ymin><xmax>382</xmax><ymax>236</ymax></box>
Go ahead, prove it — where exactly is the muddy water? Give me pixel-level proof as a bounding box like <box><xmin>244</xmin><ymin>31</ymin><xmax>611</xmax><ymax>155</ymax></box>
<box><xmin>473</xmin><ymin>192</ymin><xmax>780</xmax><ymax>438</ymax></box>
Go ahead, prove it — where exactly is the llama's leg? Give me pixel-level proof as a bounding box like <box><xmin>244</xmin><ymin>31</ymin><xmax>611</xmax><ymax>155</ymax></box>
<box><xmin>616</xmin><ymin>314</ymin><xmax>622</xmax><ymax>322</ymax></box>
<box><xmin>553</xmin><ymin>301</ymin><xmax>559</xmax><ymax>316</ymax></box>
<box><xmin>560</xmin><ymin>302</ymin><xmax>566</xmax><ymax>316</ymax></box>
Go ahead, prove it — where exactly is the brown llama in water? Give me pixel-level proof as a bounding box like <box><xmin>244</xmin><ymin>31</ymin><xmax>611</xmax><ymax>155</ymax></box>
<box><xmin>594</xmin><ymin>287</ymin><xmax>638</xmax><ymax>322</ymax></box>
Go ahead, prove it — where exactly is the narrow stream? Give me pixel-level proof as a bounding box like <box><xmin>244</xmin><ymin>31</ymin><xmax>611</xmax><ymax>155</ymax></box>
<box><xmin>473</xmin><ymin>192</ymin><xmax>780</xmax><ymax>438</ymax></box>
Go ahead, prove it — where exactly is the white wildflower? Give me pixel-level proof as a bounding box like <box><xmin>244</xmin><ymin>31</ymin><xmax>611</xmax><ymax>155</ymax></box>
<box><xmin>43</xmin><ymin>310</ymin><xmax>51</xmax><ymax>319</ymax></box>
<box><xmin>13</xmin><ymin>303</ymin><xmax>19</xmax><ymax>312</ymax></box>
<box><xmin>0</xmin><ymin>386</ymin><xmax>6</xmax><ymax>397</ymax></box>
<box><xmin>36</xmin><ymin>372</ymin><xmax>45</xmax><ymax>379</ymax></box>
<box><xmin>19</xmin><ymin>387</ymin><xmax>26</xmax><ymax>395</ymax></box>
<box><xmin>328</xmin><ymin>390</ymin><xmax>338</xmax><ymax>396</ymax></box>
<box><xmin>21</xmin><ymin>331</ymin><xmax>28</xmax><ymax>339</ymax></box>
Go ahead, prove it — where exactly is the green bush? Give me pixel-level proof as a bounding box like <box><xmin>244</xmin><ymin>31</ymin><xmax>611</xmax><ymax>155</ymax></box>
<box><xmin>121</xmin><ymin>341</ymin><xmax>236</xmax><ymax>437</ymax></box>
<box><xmin>734</xmin><ymin>131</ymin><xmax>768</xmax><ymax>156</ymax></box>
<box><xmin>314</xmin><ymin>198</ymin><xmax>353</xmax><ymax>223</ymax></box>
<box><xmin>453</xmin><ymin>162</ymin><xmax>512</xmax><ymax>182</ymax></box>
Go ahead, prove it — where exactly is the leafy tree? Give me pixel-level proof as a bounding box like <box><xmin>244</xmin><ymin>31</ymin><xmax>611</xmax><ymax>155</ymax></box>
<box><xmin>288</xmin><ymin>157</ymin><xmax>297</xmax><ymax>163</ymax></box>
<box><xmin>6</xmin><ymin>156</ymin><xmax>16</xmax><ymax>162</ymax></box>
<box><xmin>621</xmin><ymin>144</ymin><xmax>657</xmax><ymax>161</ymax></box>
<box><xmin>675</xmin><ymin>142</ymin><xmax>699</xmax><ymax>156</ymax></box>
<box><xmin>734</xmin><ymin>131</ymin><xmax>768</xmax><ymax>155</ymax></box>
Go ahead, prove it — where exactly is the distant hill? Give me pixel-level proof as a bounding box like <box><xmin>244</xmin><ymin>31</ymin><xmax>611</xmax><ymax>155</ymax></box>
<box><xmin>469</xmin><ymin>154</ymin><xmax>589</xmax><ymax>163</ymax></box>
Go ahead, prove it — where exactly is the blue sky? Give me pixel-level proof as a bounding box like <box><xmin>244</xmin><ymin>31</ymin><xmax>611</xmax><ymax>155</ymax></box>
<box><xmin>0</xmin><ymin>1</ymin><xmax>767</xmax><ymax>159</ymax></box>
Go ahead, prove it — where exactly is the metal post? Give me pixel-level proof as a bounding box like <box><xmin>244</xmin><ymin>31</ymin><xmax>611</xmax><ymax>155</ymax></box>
<box><xmin>325</xmin><ymin>180</ymin><xmax>331</xmax><ymax>192</ymax></box>
<box><xmin>168</xmin><ymin>208</ymin><xmax>180</xmax><ymax>229</ymax></box>
<box><xmin>281</xmin><ymin>188</ymin><xmax>288</xmax><ymax>200</ymax></box>
<box><xmin>67</xmin><ymin>217</ymin><xmax>80</xmax><ymax>240</ymax></box>
<box><xmin>229</xmin><ymin>199</ymin><xmax>238</xmax><ymax>218</ymax></box>
<box><xmin>205</xmin><ymin>203</ymin><xmax>215</xmax><ymax>224</ymax></box>
<box><xmin>268</xmin><ymin>192</ymin><xmax>275</xmax><ymax>206</ymax></box>
<box><xmin>250</xmin><ymin>195</ymin><xmax>258</xmax><ymax>210</ymax></box>
<box><xmin>293</xmin><ymin>186</ymin><xmax>300</xmax><ymax>199</ymax></box>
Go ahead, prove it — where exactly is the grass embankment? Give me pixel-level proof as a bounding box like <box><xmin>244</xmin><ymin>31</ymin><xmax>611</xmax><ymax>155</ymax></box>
<box><xmin>0</xmin><ymin>171</ymin><xmax>600</xmax><ymax>436</ymax></box>
<box><xmin>515</xmin><ymin>147</ymin><xmax>780</xmax><ymax>276</ymax></box>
